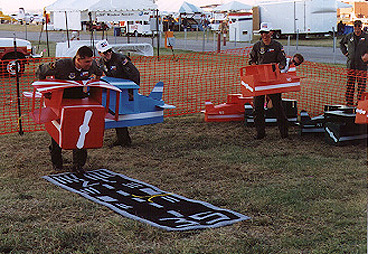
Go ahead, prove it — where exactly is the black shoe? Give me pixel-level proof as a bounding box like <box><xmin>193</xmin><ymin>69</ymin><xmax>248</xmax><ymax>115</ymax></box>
<box><xmin>254</xmin><ymin>133</ymin><xmax>266</xmax><ymax>140</ymax></box>
<box><xmin>72</xmin><ymin>166</ymin><xmax>85</xmax><ymax>174</ymax></box>
<box><xmin>110</xmin><ymin>140</ymin><xmax>132</xmax><ymax>148</ymax></box>
<box><xmin>281</xmin><ymin>129</ymin><xmax>289</xmax><ymax>139</ymax></box>
<box><xmin>281</xmin><ymin>133</ymin><xmax>289</xmax><ymax>139</ymax></box>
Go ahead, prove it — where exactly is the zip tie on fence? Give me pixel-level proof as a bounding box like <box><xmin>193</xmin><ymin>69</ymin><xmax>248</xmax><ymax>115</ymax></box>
<box><xmin>17</xmin><ymin>115</ymin><xmax>22</xmax><ymax>128</ymax></box>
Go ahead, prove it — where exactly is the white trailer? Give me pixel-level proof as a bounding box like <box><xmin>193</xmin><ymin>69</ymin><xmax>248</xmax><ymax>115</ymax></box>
<box><xmin>228</xmin><ymin>12</ymin><xmax>253</xmax><ymax>42</ymax></box>
<box><xmin>257</xmin><ymin>0</ymin><xmax>337</xmax><ymax>38</ymax></box>
<box><xmin>96</xmin><ymin>10</ymin><xmax>154</xmax><ymax>36</ymax></box>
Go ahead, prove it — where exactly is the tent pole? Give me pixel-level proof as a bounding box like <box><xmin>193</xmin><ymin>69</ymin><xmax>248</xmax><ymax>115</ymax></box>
<box><xmin>65</xmin><ymin>11</ymin><xmax>70</xmax><ymax>48</ymax></box>
<box><xmin>156</xmin><ymin>9</ymin><xmax>159</xmax><ymax>58</ymax></box>
<box><xmin>44</xmin><ymin>10</ymin><xmax>50</xmax><ymax>57</ymax></box>
<box><xmin>88</xmin><ymin>12</ymin><xmax>95</xmax><ymax>57</ymax></box>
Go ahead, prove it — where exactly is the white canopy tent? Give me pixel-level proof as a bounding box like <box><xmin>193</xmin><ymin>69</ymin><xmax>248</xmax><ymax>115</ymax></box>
<box><xmin>46</xmin><ymin>0</ymin><xmax>100</xmax><ymax>30</ymax></box>
<box><xmin>89</xmin><ymin>0</ymin><xmax>157</xmax><ymax>11</ymax></box>
<box><xmin>214</xmin><ymin>1</ymin><xmax>252</xmax><ymax>12</ymax></box>
<box><xmin>89</xmin><ymin>0</ymin><xmax>157</xmax><ymax>24</ymax></box>
<box><xmin>179</xmin><ymin>2</ymin><xmax>204</xmax><ymax>13</ymax></box>
<box><xmin>46</xmin><ymin>0</ymin><xmax>157</xmax><ymax>30</ymax></box>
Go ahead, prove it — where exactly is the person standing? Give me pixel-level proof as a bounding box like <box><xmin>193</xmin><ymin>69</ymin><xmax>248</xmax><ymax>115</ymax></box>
<box><xmin>339</xmin><ymin>20</ymin><xmax>368</xmax><ymax>106</ymax></box>
<box><xmin>337</xmin><ymin>20</ymin><xmax>345</xmax><ymax>37</ymax></box>
<box><xmin>248</xmin><ymin>22</ymin><xmax>288</xmax><ymax>140</ymax></box>
<box><xmin>36</xmin><ymin>46</ymin><xmax>103</xmax><ymax>172</ymax></box>
<box><xmin>95</xmin><ymin>39</ymin><xmax>141</xmax><ymax>147</ymax></box>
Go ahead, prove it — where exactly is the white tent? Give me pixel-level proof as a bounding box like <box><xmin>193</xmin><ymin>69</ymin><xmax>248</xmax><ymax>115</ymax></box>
<box><xmin>46</xmin><ymin>0</ymin><xmax>77</xmax><ymax>11</ymax></box>
<box><xmin>89</xmin><ymin>0</ymin><xmax>157</xmax><ymax>11</ymax></box>
<box><xmin>214</xmin><ymin>1</ymin><xmax>252</xmax><ymax>12</ymax></box>
<box><xmin>46</xmin><ymin>0</ymin><xmax>100</xmax><ymax>30</ymax></box>
<box><xmin>179</xmin><ymin>2</ymin><xmax>203</xmax><ymax>13</ymax></box>
<box><xmin>46</xmin><ymin>0</ymin><xmax>157</xmax><ymax>30</ymax></box>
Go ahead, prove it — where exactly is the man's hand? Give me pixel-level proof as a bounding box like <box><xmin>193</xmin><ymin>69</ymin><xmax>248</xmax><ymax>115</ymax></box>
<box><xmin>362</xmin><ymin>53</ymin><xmax>368</xmax><ymax>62</ymax></box>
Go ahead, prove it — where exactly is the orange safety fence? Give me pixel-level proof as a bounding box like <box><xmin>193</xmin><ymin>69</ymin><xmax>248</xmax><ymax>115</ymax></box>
<box><xmin>0</xmin><ymin>49</ymin><xmax>356</xmax><ymax>135</ymax></box>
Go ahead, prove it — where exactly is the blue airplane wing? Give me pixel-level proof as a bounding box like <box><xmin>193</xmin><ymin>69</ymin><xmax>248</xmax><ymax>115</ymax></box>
<box><xmin>156</xmin><ymin>104</ymin><xmax>176</xmax><ymax>109</ymax></box>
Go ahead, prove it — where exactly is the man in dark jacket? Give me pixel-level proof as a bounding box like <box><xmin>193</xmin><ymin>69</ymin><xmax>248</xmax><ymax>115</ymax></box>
<box><xmin>96</xmin><ymin>39</ymin><xmax>141</xmax><ymax>147</ymax></box>
<box><xmin>36</xmin><ymin>46</ymin><xmax>103</xmax><ymax>172</ymax></box>
<box><xmin>340</xmin><ymin>20</ymin><xmax>368</xmax><ymax>106</ymax></box>
<box><xmin>249</xmin><ymin>22</ymin><xmax>288</xmax><ymax>140</ymax></box>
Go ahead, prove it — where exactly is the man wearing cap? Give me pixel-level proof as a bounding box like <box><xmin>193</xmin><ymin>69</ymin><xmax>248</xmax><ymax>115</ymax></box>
<box><xmin>36</xmin><ymin>46</ymin><xmax>103</xmax><ymax>172</ymax></box>
<box><xmin>339</xmin><ymin>20</ymin><xmax>368</xmax><ymax>106</ymax></box>
<box><xmin>249</xmin><ymin>22</ymin><xmax>288</xmax><ymax>140</ymax></box>
<box><xmin>95</xmin><ymin>39</ymin><xmax>141</xmax><ymax>147</ymax></box>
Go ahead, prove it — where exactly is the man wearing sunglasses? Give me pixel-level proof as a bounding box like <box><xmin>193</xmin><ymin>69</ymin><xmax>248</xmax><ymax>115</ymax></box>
<box><xmin>96</xmin><ymin>39</ymin><xmax>141</xmax><ymax>147</ymax></box>
<box><xmin>249</xmin><ymin>22</ymin><xmax>288</xmax><ymax>140</ymax></box>
<box><xmin>340</xmin><ymin>20</ymin><xmax>368</xmax><ymax>106</ymax></box>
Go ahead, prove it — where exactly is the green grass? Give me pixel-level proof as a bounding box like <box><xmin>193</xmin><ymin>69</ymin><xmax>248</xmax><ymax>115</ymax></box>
<box><xmin>0</xmin><ymin>114</ymin><xmax>366</xmax><ymax>253</ymax></box>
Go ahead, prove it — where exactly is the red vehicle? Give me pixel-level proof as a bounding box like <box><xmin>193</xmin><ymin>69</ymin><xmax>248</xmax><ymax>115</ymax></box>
<box><xmin>0</xmin><ymin>38</ymin><xmax>35</xmax><ymax>76</ymax></box>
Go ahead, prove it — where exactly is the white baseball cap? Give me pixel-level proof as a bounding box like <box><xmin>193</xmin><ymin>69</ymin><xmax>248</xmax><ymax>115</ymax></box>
<box><xmin>95</xmin><ymin>39</ymin><xmax>112</xmax><ymax>53</ymax></box>
<box><xmin>258</xmin><ymin>22</ymin><xmax>273</xmax><ymax>33</ymax></box>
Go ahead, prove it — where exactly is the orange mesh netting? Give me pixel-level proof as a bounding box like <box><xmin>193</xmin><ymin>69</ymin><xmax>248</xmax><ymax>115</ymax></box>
<box><xmin>0</xmin><ymin>49</ymin><xmax>356</xmax><ymax>135</ymax></box>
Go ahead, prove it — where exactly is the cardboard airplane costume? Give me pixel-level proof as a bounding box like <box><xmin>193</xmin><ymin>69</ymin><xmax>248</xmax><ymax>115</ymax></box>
<box><xmin>204</xmin><ymin>63</ymin><xmax>301</xmax><ymax>122</ymax></box>
<box><xmin>355</xmin><ymin>92</ymin><xmax>368</xmax><ymax>124</ymax></box>
<box><xmin>25</xmin><ymin>77</ymin><xmax>175</xmax><ymax>149</ymax></box>
<box><xmin>100</xmin><ymin>76</ymin><xmax>175</xmax><ymax>129</ymax></box>
<box><xmin>25</xmin><ymin>79</ymin><xmax>121</xmax><ymax>150</ymax></box>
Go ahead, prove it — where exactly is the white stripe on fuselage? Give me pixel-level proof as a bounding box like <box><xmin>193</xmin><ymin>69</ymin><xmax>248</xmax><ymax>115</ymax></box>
<box><xmin>105</xmin><ymin>111</ymin><xmax>164</xmax><ymax>122</ymax></box>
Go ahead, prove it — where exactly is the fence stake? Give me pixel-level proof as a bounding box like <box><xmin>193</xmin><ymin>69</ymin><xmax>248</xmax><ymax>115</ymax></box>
<box><xmin>202</xmin><ymin>28</ymin><xmax>206</xmax><ymax>52</ymax></box>
<box><xmin>13</xmin><ymin>36</ymin><xmax>23</xmax><ymax>136</ymax></box>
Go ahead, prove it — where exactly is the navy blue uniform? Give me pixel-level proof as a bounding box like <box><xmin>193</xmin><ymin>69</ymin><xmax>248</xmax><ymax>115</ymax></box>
<box><xmin>340</xmin><ymin>31</ymin><xmax>368</xmax><ymax>105</ymax></box>
<box><xmin>98</xmin><ymin>52</ymin><xmax>141</xmax><ymax>147</ymax></box>
<box><xmin>249</xmin><ymin>39</ymin><xmax>288</xmax><ymax>139</ymax></box>
<box><xmin>37</xmin><ymin>57</ymin><xmax>103</xmax><ymax>170</ymax></box>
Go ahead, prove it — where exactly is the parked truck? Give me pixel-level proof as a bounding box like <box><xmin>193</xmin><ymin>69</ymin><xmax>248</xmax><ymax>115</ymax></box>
<box><xmin>0</xmin><ymin>38</ymin><xmax>36</xmax><ymax>76</ymax></box>
<box><xmin>255</xmin><ymin>0</ymin><xmax>337</xmax><ymax>38</ymax></box>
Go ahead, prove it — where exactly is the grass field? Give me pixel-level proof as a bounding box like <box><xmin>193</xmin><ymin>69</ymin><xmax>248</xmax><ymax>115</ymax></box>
<box><xmin>0</xmin><ymin>114</ymin><xmax>366</xmax><ymax>253</ymax></box>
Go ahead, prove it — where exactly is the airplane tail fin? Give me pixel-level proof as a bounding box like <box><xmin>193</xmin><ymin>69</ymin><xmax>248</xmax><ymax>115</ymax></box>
<box><xmin>149</xmin><ymin>82</ymin><xmax>164</xmax><ymax>100</ymax></box>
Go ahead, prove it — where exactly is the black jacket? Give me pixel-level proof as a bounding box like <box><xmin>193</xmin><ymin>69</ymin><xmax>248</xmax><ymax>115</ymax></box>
<box><xmin>249</xmin><ymin>39</ymin><xmax>286</xmax><ymax>67</ymax></box>
<box><xmin>36</xmin><ymin>58</ymin><xmax>103</xmax><ymax>98</ymax></box>
<box><xmin>340</xmin><ymin>31</ymin><xmax>368</xmax><ymax>70</ymax></box>
<box><xmin>98</xmin><ymin>52</ymin><xmax>140</xmax><ymax>85</ymax></box>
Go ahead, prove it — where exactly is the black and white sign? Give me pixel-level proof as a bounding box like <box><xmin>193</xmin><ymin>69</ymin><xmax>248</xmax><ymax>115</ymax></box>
<box><xmin>43</xmin><ymin>169</ymin><xmax>250</xmax><ymax>231</ymax></box>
